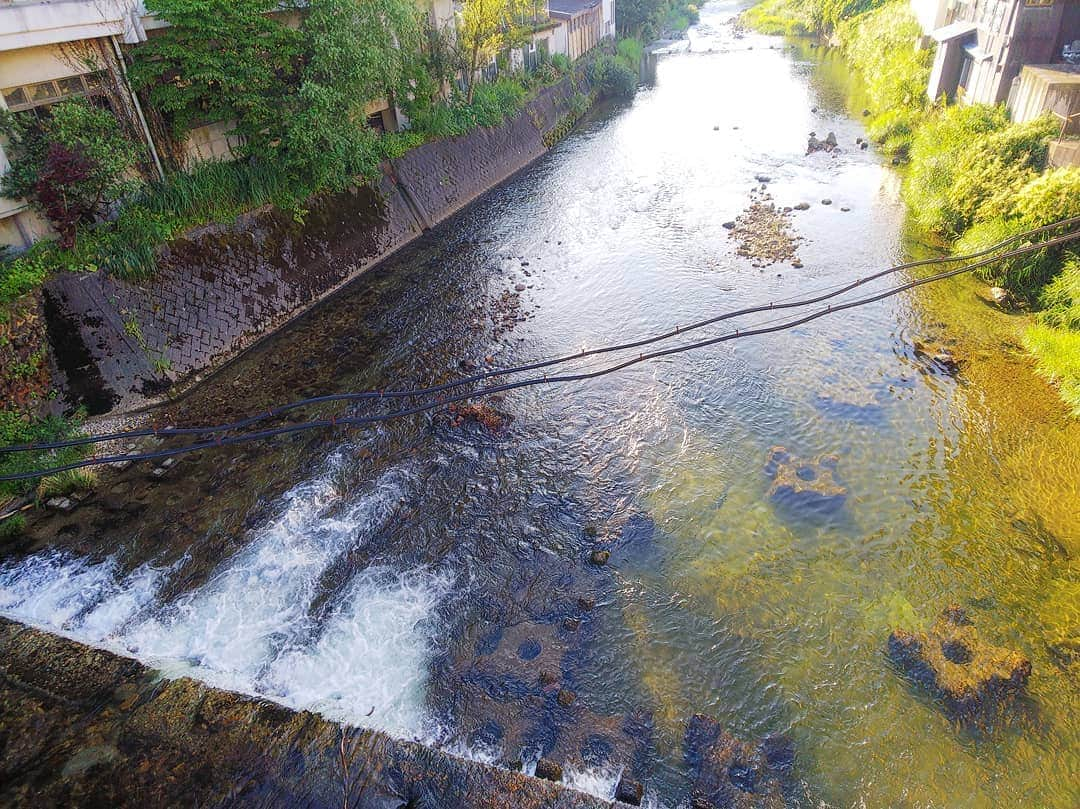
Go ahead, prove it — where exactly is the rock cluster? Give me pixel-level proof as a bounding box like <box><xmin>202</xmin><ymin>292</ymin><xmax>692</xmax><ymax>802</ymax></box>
<box><xmin>727</xmin><ymin>188</ymin><xmax>802</xmax><ymax>267</ymax></box>
<box><xmin>888</xmin><ymin>606</ymin><xmax>1032</xmax><ymax>717</ymax></box>
<box><xmin>806</xmin><ymin>131</ymin><xmax>839</xmax><ymax>155</ymax></box>
<box><xmin>764</xmin><ymin>446</ymin><xmax>846</xmax><ymax>514</ymax></box>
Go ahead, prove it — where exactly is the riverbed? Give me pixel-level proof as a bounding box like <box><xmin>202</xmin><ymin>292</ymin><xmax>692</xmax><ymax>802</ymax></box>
<box><xmin>3</xmin><ymin>1</ymin><xmax>1079</xmax><ymax>806</ymax></box>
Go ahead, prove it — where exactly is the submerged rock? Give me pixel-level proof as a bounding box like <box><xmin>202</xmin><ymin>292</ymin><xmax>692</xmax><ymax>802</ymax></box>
<box><xmin>764</xmin><ymin>447</ymin><xmax>846</xmax><ymax>514</ymax></box>
<box><xmin>683</xmin><ymin>715</ymin><xmax>787</xmax><ymax>808</ymax></box>
<box><xmin>888</xmin><ymin>606</ymin><xmax>1031</xmax><ymax>717</ymax></box>
<box><xmin>445</xmin><ymin>401</ymin><xmax>513</xmax><ymax>432</ymax></box>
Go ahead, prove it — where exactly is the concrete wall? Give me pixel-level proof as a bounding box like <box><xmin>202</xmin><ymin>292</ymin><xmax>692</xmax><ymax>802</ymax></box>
<box><xmin>0</xmin><ymin>618</ymin><xmax>611</xmax><ymax>808</ymax></box>
<box><xmin>43</xmin><ymin>75</ymin><xmax>592</xmax><ymax>414</ymax></box>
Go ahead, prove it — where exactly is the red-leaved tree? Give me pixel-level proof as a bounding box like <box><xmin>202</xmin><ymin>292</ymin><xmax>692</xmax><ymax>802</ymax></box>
<box><xmin>34</xmin><ymin>143</ymin><xmax>97</xmax><ymax>249</ymax></box>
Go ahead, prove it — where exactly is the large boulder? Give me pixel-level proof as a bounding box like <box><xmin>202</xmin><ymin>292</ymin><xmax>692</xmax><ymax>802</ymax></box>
<box><xmin>683</xmin><ymin>715</ymin><xmax>788</xmax><ymax>808</ymax></box>
<box><xmin>764</xmin><ymin>447</ymin><xmax>846</xmax><ymax>515</ymax></box>
<box><xmin>888</xmin><ymin>606</ymin><xmax>1031</xmax><ymax>717</ymax></box>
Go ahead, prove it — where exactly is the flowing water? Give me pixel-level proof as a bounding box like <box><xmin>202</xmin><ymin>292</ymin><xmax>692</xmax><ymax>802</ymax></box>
<box><xmin>3</xmin><ymin>2</ymin><xmax>1079</xmax><ymax>806</ymax></box>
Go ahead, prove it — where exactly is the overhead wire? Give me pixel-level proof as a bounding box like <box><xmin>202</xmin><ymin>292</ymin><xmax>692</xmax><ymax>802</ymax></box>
<box><xmin>2</xmin><ymin>215</ymin><xmax>1076</xmax><ymax>457</ymax></box>
<box><xmin>2</xmin><ymin>226</ymin><xmax>1077</xmax><ymax>481</ymax></box>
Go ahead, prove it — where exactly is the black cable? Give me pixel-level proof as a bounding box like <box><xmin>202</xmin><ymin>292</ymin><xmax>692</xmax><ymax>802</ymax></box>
<box><xmin>3</xmin><ymin>216</ymin><xmax>1076</xmax><ymax>456</ymax></box>
<box><xmin>4</xmin><ymin>227</ymin><xmax>1077</xmax><ymax>482</ymax></box>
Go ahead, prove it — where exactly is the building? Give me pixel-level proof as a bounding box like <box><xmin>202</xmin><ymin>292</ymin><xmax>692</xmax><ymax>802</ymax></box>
<box><xmin>0</xmin><ymin>0</ymin><xmax>423</xmax><ymax>250</ymax></box>
<box><xmin>924</xmin><ymin>0</ymin><xmax>1080</xmax><ymax>106</ymax></box>
<box><xmin>547</xmin><ymin>0</ymin><xmax>605</xmax><ymax>62</ymax></box>
<box><xmin>0</xmin><ymin>0</ymin><xmax>159</xmax><ymax>248</ymax></box>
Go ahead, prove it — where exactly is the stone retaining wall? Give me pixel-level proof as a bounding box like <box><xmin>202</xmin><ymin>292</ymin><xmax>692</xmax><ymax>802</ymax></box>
<box><xmin>44</xmin><ymin>75</ymin><xmax>590</xmax><ymax>415</ymax></box>
<box><xmin>0</xmin><ymin>618</ymin><xmax>614</xmax><ymax>807</ymax></box>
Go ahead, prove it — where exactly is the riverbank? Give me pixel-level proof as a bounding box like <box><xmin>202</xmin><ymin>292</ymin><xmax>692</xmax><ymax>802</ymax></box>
<box><xmin>741</xmin><ymin>1</ymin><xmax>1080</xmax><ymax>414</ymax></box>
<box><xmin>0</xmin><ymin>69</ymin><xmax>597</xmax><ymax>516</ymax></box>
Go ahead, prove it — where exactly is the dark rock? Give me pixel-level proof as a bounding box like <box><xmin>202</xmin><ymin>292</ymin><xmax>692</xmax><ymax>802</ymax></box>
<box><xmin>840</xmin><ymin>206</ymin><xmax>850</xmax><ymax>212</ymax></box>
<box><xmin>539</xmin><ymin>669</ymin><xmax>559</xmax><ymax>686</ymax></box>
<box><xmin>556</xmin><ymin>689</ymin><xmax>576</xmax><ymax>707</ymax></box>
<box><xmin>535</xmin><ymin>757</ymin><xmax>563</xmax><ymax>782</ymax></box>
<box><xmin>754</xmin><ymin>175</ymin><xmax>771</xmax><ymax>184</ymax></box>
<box><xmin>825</xmin><ymin>132</ymin><xmax>837</xmax><ymax>147</ymax></box>
<box><xmin>860</xmin><ymin>141</ymin><xmax>869</xmax><ymax>150</ymax></box>
<box><xmin>764</xmin><ymin>446</ymin><xmax>846</xmax><ymax>514</ymax></box>
<box><xmin>589</xmin><ymin>549</ymin><xmax>611</xmax><ymax>566</ymax></box>
<box><xmin>820</xmin><ymin>199</ymin><xmax>832</xmax><ymax>206</ymax></box>
<box><xmin>683</xmin><ymin>715</ymin><xmax>786</xmax><ymax>808</ymax></box>
<box><xmin>615</xmin><ymin>776</ymin><xmax>645</xmax><ymax>805</ymax></box>
<box><xmin>793</xmin><ymin>202</ymin><xmax>810</xmax><ymax>211</ymax></box>
<box><xmin>791</xmin><ymin>260</ymin><xmax>803</xmax><ymax>269</ymax></box>
<box><xmin>723</xmin><ymin>221</ymin><xmax>736</xmax><ymax>230</ymax></box>
<box><xmin>888</xmin><ymin>606</ymin><xmax>1031</xmax><ymax>717</ymax></box>
<box><xmin>563</xmin><ymin>617</ymin><xmax>582</xmax><ymax>632</ymax></box>
<box><xmin>578</xmin><ymin>595</ymin><xmax>597</xmax><ymax>611</ymax></box>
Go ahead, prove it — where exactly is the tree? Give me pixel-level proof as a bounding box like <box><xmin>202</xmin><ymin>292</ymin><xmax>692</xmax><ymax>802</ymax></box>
<box><xmin>458</xmin><ymin>0</ymin><xmax>531</xmax><ymax>103</ymax></box>
<box><xmin>128</xmin><ymin>0</ymin><xmax>303</xmax><ymax>158</ymax></box>
<box><xmin>284</xmin><ymin>0</ymin><xmax>424</xmax><ymax>189</ymax></box>
<box><xmin>0</xmin><ymin>101</ymin><xmax>142</xmax><ymax>248</ymax></box>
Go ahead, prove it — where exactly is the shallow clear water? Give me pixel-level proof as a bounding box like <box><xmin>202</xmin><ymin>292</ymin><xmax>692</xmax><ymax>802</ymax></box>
<box><xmin>3</xmin><ymin>2</ymin><xmax>1079</xmax><ymax>806</ymax></box>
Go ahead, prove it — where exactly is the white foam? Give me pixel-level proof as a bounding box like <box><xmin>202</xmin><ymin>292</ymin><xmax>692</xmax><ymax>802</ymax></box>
<box><xmin>564</xmin><ymin>763</ymin><xmax>624</xmax><ymax>801</ymax></box>
<box><xmin>263</xmin><ymin>565</ymin><xmax>454</xmax><ymax>736</ymax></box>
<box><xmin>121</xmin><ymin>461</ymin><xmax>408</xmax><ymax>687</ymax></box>
<box><xmin>0</xmin><ymin>454</ymin><xmax>455</xmax><ymax>742</ymax></box>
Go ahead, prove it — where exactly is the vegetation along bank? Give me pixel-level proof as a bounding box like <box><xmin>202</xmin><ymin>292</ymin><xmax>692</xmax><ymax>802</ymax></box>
<box><xmin>743</xmin><ymin>0</ymin><xmax>1080</xmax><ymax>415</ymax></box>
<box><xmin>0</xmin><ymin>0</ymin><xmax>666</xmax><ymax>519</ymax></box>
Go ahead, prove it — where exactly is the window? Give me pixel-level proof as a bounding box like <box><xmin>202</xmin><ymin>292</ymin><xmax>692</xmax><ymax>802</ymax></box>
<box><xmin>3</xmin><ymin>72</ymin><xmax>107</xmax><ymax>114</ymax></box>
<box><xmin>1024</xmin><ymin>0</ymin><xmax>1054</xmax><ymax>6</ymax></box>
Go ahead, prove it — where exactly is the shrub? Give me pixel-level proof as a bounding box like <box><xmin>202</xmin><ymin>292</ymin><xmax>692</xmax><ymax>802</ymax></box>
<box><xmin>129</xmin><ymin>0</ymin><xmax>303</xmax><ymax>158</ymax></box>
<box><xmin>1038</xmin><ymin>252</ymin><xmax>1080</xmax><ymax>330</ymax></box>
<box><xmin>0</xmin><ymin>100</ymin><xmax>143</xmax><ymax>248</ymax></box>
<box><xmin>1023</xmin><ymin>324</ymin><xmax>1080</xmax><ymax>415</ymax></box>
<box><xmin>1011</xmin><ymin>167</ymin><xmax>1080</xmax><ymax>226</ymax></box>
<box><xmin>904</xmin><ymin>104</ymin><xmax>1009</xmax><ymax>234</ymax></box>
<box><xmin>589</xmin><ymin>55</ymin><xmax>638</xmax><ymax>100</ymax></box>
<box><xmin>943</xmin><ymin>115</ymin><xmax>1058</xmax><ymax>232</ymax></box>
<box><xmin>838</xmin><ymin>2</ymin><xmax>932</xmax><ymax>121</ymax></box>
<box><xmin>616</xmin><ymin>37</ymin><xmax>644</xmax><ymax>71</ymax></box>
<box><xmin>551</xmin><ymin>53</ymin><xmax>572</xmax><ymax>74</ymax></box>
<box><xmin>0</xmin><ymin>514</ymin><xmax>25</xmax><ymax>539</ymax></box>
<box><xmin>867</xmin><ymin>107</ymin><xmax>925</xmax><ymax>159</ymax></box>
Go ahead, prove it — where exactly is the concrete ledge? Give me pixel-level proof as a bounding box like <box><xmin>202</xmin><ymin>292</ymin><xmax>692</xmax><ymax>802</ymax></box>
<box><xmin>0</xmin><ymin>617</ymin><xmax>617</xmax><ymax>807</ymax></box>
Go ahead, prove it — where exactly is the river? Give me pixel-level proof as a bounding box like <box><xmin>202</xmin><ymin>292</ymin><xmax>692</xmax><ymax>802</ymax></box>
<box><xmin>2</xmin><ymin>1</ymin><xmax>1079</xmax><ymax>806</ymax></box>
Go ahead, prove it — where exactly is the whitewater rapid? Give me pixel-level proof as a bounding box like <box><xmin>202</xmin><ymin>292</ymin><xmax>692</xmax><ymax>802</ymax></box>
<box><xmin>0</xmin><ymin>450</ymin><xmax>452</xmax><ymax>739</ymax></box>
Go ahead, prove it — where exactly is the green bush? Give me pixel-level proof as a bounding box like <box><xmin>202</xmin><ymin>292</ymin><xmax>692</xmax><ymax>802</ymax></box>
<box><xmin>0</xmin><ymin>100</ymin><xmax>144</xmax><ymax>248</ymax></box>
<box><xmin>616</xmin><ymin>37</ymin><xmax>644</xmax><ymax>71</ymax></box>
<box><xmin>742</xmin><ymin>0</ymin><xmax>812</xmax><ymax>35</ymax></box>
<box><xmin>589</xmin><ymin>55</ymin><xmax>638</xmax><ymax>100</ymax></box>
<box><xmin>943</xmin><ymin>115</ymin><xmax>1058</xmax><ymax>234</ymax></box>
<box><xmin>838</xmin><ymin>2</ymin><xmax>931</xmax><ymax>123</ymax></box>
<box><xmin>904</xmin><ymin>104</ymin><xmax>1010</xmax><ymax>234</ymax></box>
<box><xmin>1024</xmin><ymin>324</ymin><xmax>1080</xmax><ymax>415</ymax></box>
<box><xmin>551</xmin><ymin>53</ymin><xmax>572</xmax><ymax>74</ymax></box>
<box><xmin>0</xmin><ymin>514</ymin><xmax>25</xmax><ymax>539</ymax></box>
<box><xmin>1038</xmin><ymin>252</ymin><xmax>1080</xmax><ymax>330</ymax></box>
